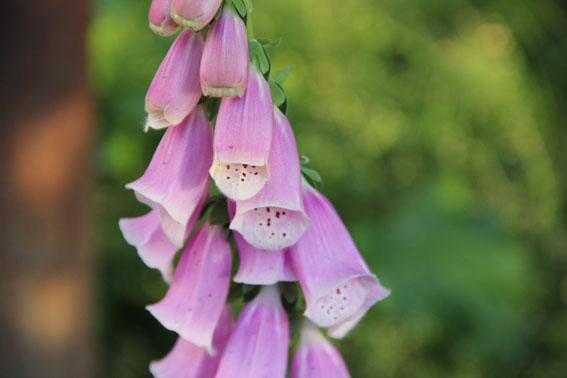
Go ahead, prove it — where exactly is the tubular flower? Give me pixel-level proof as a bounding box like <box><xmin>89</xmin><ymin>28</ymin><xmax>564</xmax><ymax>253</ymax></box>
<box><xmin>126</xmin><ymin>106</ymin><xmax>212</xmax><ymax>247</ymax></box>
<box><xmin>119</xmin><ymin>210</ymin><xmax>179</xmax><ymax>282</ymax></box>
<box><xmin>230</xmin><ymin>107</ymin><xmax>310</xmax><ymax>250</ymax></box>
<box><xmin>149</xmin><ymin>0</ymin><xmax>179</xmax><ymax>36</ymax></box>
<box><xmin>291</xmin><ymin>320</ymin><xmax>351</xmax><ymax>378</ymax></box>
<box><xmin>145</xmin><ymin>29</ymin><xmax>203</xmax><ymax>131</ymax></box>
<box><xmin>150</xmin><ymin>306</ymin><xmax>233</xmax><ymax>378</ymax></box>
<box><xmin>289</xmin><ymin>181</ymin><xmax>390</xmax><ymax>338</ymax></box>
<box><xmin>233</xmin><ymin>233</ymin><xmax>296</xmax><ymax>285</ymax></box>
<box><xmin>200</xmin><ymin>6</ymin><xmax>248</xmax><ymax>97</ymax></box>
<box><xmin>171</xmin><ymin>0</ymin><xmax>222</xmax><ymax>31</ymax></box>
<box><xmin>215</xmin><ymin>285</ymin><xmax>289</xmax><ymax>378</ymax></box>
<box><xmin>210</xmin><ymin>66</ymin><xmax>274</xmax><ymax>200</ymax></box>
<box><xmin>147</xmin><ymin>224</ymin><xmax>232</xmax><ymax>354</ymax></box>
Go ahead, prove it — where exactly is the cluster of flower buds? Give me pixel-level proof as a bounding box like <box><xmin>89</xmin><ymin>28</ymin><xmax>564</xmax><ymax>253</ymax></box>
<box><xmin>120</xmin><ymin>1</ymin><xmax>390</xmax><ymax>377</ymax></box>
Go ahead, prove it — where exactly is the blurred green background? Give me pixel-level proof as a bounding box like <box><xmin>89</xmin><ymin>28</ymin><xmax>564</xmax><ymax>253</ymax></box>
<box><xmin>90</xmin><ymin>0</ymin><xmax>567</xmax><ymax>377</ymax></box>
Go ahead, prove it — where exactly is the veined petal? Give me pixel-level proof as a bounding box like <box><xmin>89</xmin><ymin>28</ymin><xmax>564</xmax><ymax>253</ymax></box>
<box><xmin>126</xmin><ymin>105</ymin><xmax>212</xmax><ymax>247</ymax></box>
<box><xmin>145</xmin><ymin>30</ymin><xmax>203</xmax><ymax>130</ymax></box>
<box><xmin>149</xmin><ymin>0</ymin><xmax>179</xmax><ymax>36</ymax></box>
<box><xmin>233</xmin><ymin>233</ymin><xmax>297</xmax><ymax>285</ymax></box>
<box><xmin>210</xmin><ymin>66</ymin><xmax>273</xmax><ymax>200</ymax></box>
<box><xmin>147</xmin><ymin>224</ymin><xmax>232</xmax><ymax>353</ymax></box>
<box><xmin>289</xmin><ymin>182</ymin><xmax>390</xmax><ymax>338</ymax></box>
<box><xmin>200</xmin><ymin>7</ymin><xmax>248</xmax><ymax>97</ymax></box>
<box><xmin>291</xmin><ymin>320</ymin><xmax>351</xmax><ymax>378</ymax></box>
<box><xmin>171</xmin><ymin>0</ymin><xmax>222</xmax><ymax>31</ymax></box>
<box><xmin>150</xmin><ymin>306</ymin><xmax>233</xmax><ymax>378</ymax></box>
<box><xmin>230</xmin><ymin>107</ymin><xmax>310</xmax><ymax>249</ymax></box>
<box><xmin>119</xmin><ymin>211</ymin><xmax>179</xmax><ymax>282</ymax></box>
<box><xmin>215</xmin><ymin>285</ymin><xmax>289</xmax><ymax>378</ymax></box>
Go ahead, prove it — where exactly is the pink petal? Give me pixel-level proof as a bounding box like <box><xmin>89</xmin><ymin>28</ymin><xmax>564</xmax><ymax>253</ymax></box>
<box><xmin>289</xmin><ymin>182</ymin><xmax>390</xmax><ymax>338</ymax></box>
<box><xmin>291</xmin><ymin>320</ymin><xmax>351</xmax><ymax>378</ymax></box>
<box><xmin>215</xmin><ymin>285</ymin><xmax>289</xmax><ymax>378</ymax></box>
<box><xmin>145</xmin><ymin>30</ymin><xmax>203</xmax><ymax>130</ymax></box>
<box><xmin>149</xmin><ymin>0</ymin><xmax>179</xmax><ymax>36</ymax></box>
<box><xmin>119</xmin><ymin>211</ymin><xmax>179</xmax><ymax>282</ymax></box>
<box><xmin>200</xmin><ymin>6</ymin><xmax>248</xmax><ymax>97</ymax></box>
<box><xmin>230</xmin><ymin>108</ymin><xmax>310</xmax><ymax>249</ymax></box>
<box><xmin>149</xmin><ymin>306</ymin><xmax>233</xmax><ymax>378</ymax></box>
<box><xmin>147</xmin><ymin>224</ymin><xmax>232</xmax><ymax>353</ymax></box>
<box><xmin>126</xmin><ymin>105</ymin><xmax>212</xmax><ymax>247</ymax></box>
<box><xmin>233</xmin><ymin>233</ymin><xmax>297</xmax><ymax>285</ymax></box>
<box><xmin>171</xmin><ymin>0</ymin><xmax>223</xmax><ymax>31</ymax></box>
<box><xmin>210</xmin><ymin>66</ymin><xmax>273</xmax><ymax>200</ymax></box>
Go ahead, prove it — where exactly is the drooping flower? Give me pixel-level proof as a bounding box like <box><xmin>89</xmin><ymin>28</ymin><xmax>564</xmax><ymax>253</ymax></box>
<box><xmin>149</xmin><ymin>0</ymin><xmax>179</xmax><ymax>36</ymax></box>
<box><xmin>215</xmin><ymin>285</ymin><xmax>289</xmax><ymax>378</ymax></box>
<box><xmin>233</xmin><ymin>233</ymin><xmax>296</xmax><ymax>285</ymax></box>
<box><xmin>147</xmin><ymin>223</ymin><xmax>232</xmax><ymax>353</ymax></box>
<box><xmin>209</xmin><ymin>66</ymin><xmax>274</xmax><ymax>200</ymax></box>
<box><xmin>145</xmin><ymin>29</ymin><xmax>203</xmax><ymax>130</ymax></box>
<box><xmin>119</xmin><ymin>210</ymin><xmax>179</xmax><ymax>282</ymax></box>
<box><xmin>150</xmin><ymin>306</ymin><xmax>233</xmax><ymax>378</ymax></box>
<box><xmin>126</xmin><ymin>105</ymin><xmax>212</xmax><ymax>247</ymax></box>
<box><xmin>230</xmin><ymin>107</ymin><xmax>310</xmax><ymax>249</ymax></box>
<box><xmin>289</xmin><ymin>181</ymin><xmax>390</xmax><ymax>338</ymax></box>
<box><xmin>200</xmin><ymin>6</ymin><xmax>248</xmax><ymax>97</ymax></box>
<box><xmin>291</xmin><ymin>319</ymin><xmax>351</xmax><ymax>378</ymax></box>
<box><xmin>171</xmin><ymin>0</ymin><xmax>222</xmax><ymax>31</ymax></box>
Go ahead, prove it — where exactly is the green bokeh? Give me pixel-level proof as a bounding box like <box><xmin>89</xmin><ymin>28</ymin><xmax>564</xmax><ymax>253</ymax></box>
<box><xmin>90</xmin><ymin>0</ymin><xmax>567</xmax><ymax>376</ymax></box>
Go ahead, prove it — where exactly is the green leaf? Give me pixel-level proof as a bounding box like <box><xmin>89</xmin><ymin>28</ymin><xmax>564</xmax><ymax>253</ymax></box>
<box><xmin>269</xmin><ymin>80</ymin><xmax>286</xmax><ymax>107</ymax></box>
<box><xmin>209</xmin><ymin>200</ymin><xmax>229</xmax><ymax>225</ymax></box>
<box><xmin>257</xmin><ymin>37</ymin><xmax>282</xmax><ymax>47</ymax></box>
<box><xmin>242</xmin><ymin>0</ymin><xmax>253</xmax><ymax>13</ymax></box>
<box><xmin>301</xmin><ymin>166</ymin><xmax>323</xmax><ymax>186</ymax></box>
<box><xmin>271</xmin><ymin>65</ymin><xmax>295</xmax><ymax>85</ymax></box>
<box><xmin>249</xmin><ymin>40</ymin><xmax>271</xmax><ymax>75</ymax></box>
<box><xmin>300</xmin><ymin>155</ymin><xmax>310</xmax><ymax>165</ymax></box>
<box><xmin>231</xmin><ymin>0</ymin><xmax>247</xmax><ymax>17</ymax></box>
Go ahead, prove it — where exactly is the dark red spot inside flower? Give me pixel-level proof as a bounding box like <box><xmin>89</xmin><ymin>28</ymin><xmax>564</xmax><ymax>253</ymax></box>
<box><xmin>243</xmin><ymin>164</ymin><xmax>248</xmax><ymax>168</ymax></box>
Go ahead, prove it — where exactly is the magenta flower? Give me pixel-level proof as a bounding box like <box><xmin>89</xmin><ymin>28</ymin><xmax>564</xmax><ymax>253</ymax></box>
<box><xmin>150</xmin><ymin>306</ymin><xmax>233</xmax><ymax>378</ymax></box>
<box><xmin>291</xmin><ymin>319</ymin><xmax>351</xmax><ymax>378</ymax></box>
<box><xmin>126</xmin><ymin>105</ymin><xmax>212</xmax><ymax>247</ymax></box>
<box><xmin>171</xmin><ymin>0</ymin><xmax>222</xmax><ymax>31</ymax></box>
<box><xmin>147</xmin><ymin>223</ymin><xmax>232</xmax><ymax>353</ymax></box>
<box><xmin>289</xmin><ymin>182</ymin><xmax>390</xmax><ymax>338</ymax></box>
<box><xmin>145</xmin><ymin>29</ymin><xmax>203</xmax><ymax>130</ymax></box>
<box><xmin>200</xmin><ymin>6</ymin><xmax>249</xmax><ymax>97</ymax></box>
<box><xmin>233</xmin><ymin>233</ymin><xmax>297</xmax><ymax>285</ymax></box>
<box><xmin>149</xmin><ymin>0</ymin><xmax>179</xmax><ymax>36</ymax></box>
<box><xmin>215</xmin><ymin>285</ymin><xmax>289</xmax><ymax>378</ymax></box>
<box><xmin>119</xmin><ymin>210</ymin><xmax>179</xmax><ymax>282</ymax></box>
<box><xmin>210</xmin><ymin>66</ymin><xmax>274</xmax><ymax>200</ymax></box>
<box><xmin>230</xmin><ymin>107</ymin><xmax>310</xmax><ymax>249</ymax></box>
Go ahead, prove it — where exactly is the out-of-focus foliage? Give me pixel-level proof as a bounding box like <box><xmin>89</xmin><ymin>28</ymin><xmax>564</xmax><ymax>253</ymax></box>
<box><xmin>90</xmin><ymin>0</ymin><xmax>567</xmax><ymax>377</ymax></box>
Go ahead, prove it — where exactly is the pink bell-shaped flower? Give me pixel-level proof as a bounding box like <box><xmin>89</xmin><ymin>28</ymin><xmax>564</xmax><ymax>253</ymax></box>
<box><xmin>215</xmin><ymin>285</ymin><xmax>289</xmax><ymax>378</ymax></box>
<box><xmin>291</xmin><ymin>319</ymin><xmax>351</xmax><ymax>378</ymax></box>
<box><xmin>230</xmin><ymin>107</ymin><xmax>310</xmax><ymax>250</ymax></box>
<box><xmin>171</xmin><ymin>0</ymin><xmax>223</xmax><ymax>31</ymax></box>
<box><xmin>150</xmin><ymin>306</ymin><xmax>233</xmax><ymax>378</ymax></box>
<box><xmin>233</xmin><ymin>233</ymin><xmax>297</xmax><ymax>285</ymax></box>
<box><xmin>126</xmin><ymin>105</ymin><xmax>212</xmax><ymax>247</ymax></box>
<box><xmin>209</xmin><ymin>66</ymin><xmax>274</xmax><ymax>200</ymax></box>
<box><xmin>147</xmin><ymin>223</ymin><xmax>232</xmax><ymax>353</ymax></box>
<box><xmin>145</xmin><ymin>29</ymin><xmax>203</xmax><ymax>130</ymax></box>
<box><xmin>149</xmin><ymin>0</ymin><xmax>179</xmax><ymax>36</ymax></box>
<box><xmin>119</xmin><ymin>210</ymin><xmax>180</xmax><ymax>282</ymax></box>
<box><xmin>289</xmin><ymin>181</ymin><xmax>390</xmax><ymax>338</ymax></box>
<box><xmin>200</xmin><ymin>6</ymin><xmax>249</xmax><ymax>97</ymax></box>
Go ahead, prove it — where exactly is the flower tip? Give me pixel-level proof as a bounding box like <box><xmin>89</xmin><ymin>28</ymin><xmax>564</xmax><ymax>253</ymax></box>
<box><xmin>149</xmin><ymin>21</ymin><xmax>180</xmax><ymax>37</ymax></box>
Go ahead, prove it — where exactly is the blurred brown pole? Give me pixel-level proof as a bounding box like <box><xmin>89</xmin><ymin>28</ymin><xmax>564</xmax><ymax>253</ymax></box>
<box><xmin>0</xmin><ymin>1</ymin><xmax>92</xmax><ymax>377</ymax></box>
